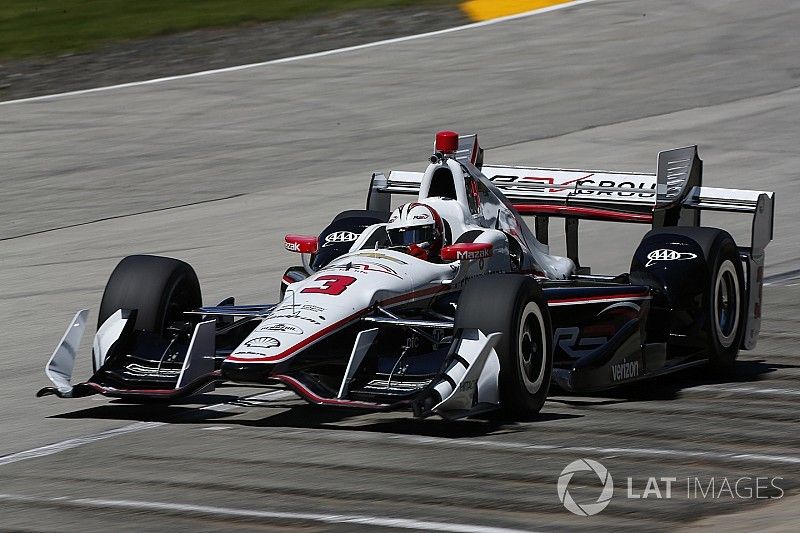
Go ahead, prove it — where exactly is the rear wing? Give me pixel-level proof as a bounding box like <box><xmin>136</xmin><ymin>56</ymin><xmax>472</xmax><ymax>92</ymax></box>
<box><xmin>481</xmin><ymin>145</ymin><xmax>703</xmax><ymax>226</ymax></box>
<box><xmin>370</xmin><ymin>144</ymin><xmax>773</xmax><ymax>261</ymax></box>
<box><xmin>480</xmin><ymin>146</ymin><xmax>774</xmax><ymax>263</ymax></box>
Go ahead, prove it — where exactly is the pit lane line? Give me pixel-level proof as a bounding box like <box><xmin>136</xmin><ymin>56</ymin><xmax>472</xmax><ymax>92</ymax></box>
<box><xmin>0</xmin><ymin>389</ymin><xmax>293</xmax><ymax>467</ymax></box>
<box><xmin>0</xmin><ymin>494</ymin><xmax>536</xmax><ymax>533</ymax></box>
<box><xmin>0</xmin><ymin>0</ymin><xmax>597</xmax><ymax>107</ymax></box>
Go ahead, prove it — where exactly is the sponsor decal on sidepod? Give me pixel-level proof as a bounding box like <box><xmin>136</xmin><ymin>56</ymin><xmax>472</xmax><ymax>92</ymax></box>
<box><xmin>611</xmin><ymin>360</ymin><xmax>640</xmax><ymax>382</ymax></box>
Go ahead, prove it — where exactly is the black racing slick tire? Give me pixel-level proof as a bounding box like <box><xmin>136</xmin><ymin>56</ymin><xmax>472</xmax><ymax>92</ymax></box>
<box><xmin>632</xmin><ymin>226</ymin><xmax>745</xmax><ymax>374</ymax></box>
<box><xmin>703</xmin><ymin>232</ymin><xmax>745</xmax><ymax>373</ymax></box>
<box><xmin>455</xmin><ymin>274</ymin><xmax>553</xmax><ymax>417</ymax></box>
<box><xmin>98</xmin><ymin>255</ymin><xmax>202</xmax><ymax>335</ymax></box>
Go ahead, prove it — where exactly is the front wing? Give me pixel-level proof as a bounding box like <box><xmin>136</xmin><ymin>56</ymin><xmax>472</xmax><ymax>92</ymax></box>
<box><xmin>38</xmin><ymin>308</ymin><xmax>503</xmax><ymax>420</ymax></box>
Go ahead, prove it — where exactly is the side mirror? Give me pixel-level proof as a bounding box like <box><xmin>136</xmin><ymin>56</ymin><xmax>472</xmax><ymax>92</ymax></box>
<box><xmin>285</xmin><ymin>234</ymin><xmax>318</xmax><ymax>254</ymax></box>
<box><xmin>440</xmin><ymin>242</ymin><xmax>493</xmax><ymax>261</ymax></box>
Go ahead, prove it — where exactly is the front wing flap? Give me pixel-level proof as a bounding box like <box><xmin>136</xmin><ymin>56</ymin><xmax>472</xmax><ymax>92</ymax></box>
<box><xmin>37</xmin><ymin>311</ymin><xmax>221</xmax><ymax>400</ymax></box>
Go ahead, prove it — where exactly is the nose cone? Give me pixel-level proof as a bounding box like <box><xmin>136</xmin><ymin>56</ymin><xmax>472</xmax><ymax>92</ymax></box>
<box><xmin>220</xmin><ymin>360</ymin><xmax>275</xmax><ymax>384</ymax></box>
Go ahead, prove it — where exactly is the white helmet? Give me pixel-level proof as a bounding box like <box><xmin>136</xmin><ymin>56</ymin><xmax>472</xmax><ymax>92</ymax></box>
<box><xmin>386</xmin><ymin>203</ymin><xmax>445</xmax><ymax>261</ymax></box>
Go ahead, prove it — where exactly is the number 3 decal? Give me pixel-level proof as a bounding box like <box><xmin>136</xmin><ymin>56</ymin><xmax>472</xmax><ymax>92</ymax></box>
<box><xmin>301</xmin><ymin>274</ymin><xmax>356</xmax><ymax>296</ymax></box>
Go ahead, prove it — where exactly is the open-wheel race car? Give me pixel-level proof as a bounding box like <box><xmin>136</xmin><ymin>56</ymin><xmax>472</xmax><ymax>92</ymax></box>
<box><xmin>39</xmin><ymin>131</ymin><xmax>775</xmax><ymax>419</ymax></box>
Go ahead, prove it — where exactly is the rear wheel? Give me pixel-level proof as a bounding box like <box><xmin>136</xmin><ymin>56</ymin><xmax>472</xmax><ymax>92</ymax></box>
<box><xmin>98</xmin><ymin>255</ymin><xmax>202</xmax><ymax>335</ymax></box>
<box><xmin>455</xmin><ymin>274</ymin><xmax>553</xmax><ymax>416</ymax></box>
<box><xmin>631</xmin><ymin>227</ymin><xmax>744</xmax><ymax>375</ymax></box>
<box><xmin>705</xmin><ymin>234</ymin><xmax>744</xmax><ymax>372</ymax></box>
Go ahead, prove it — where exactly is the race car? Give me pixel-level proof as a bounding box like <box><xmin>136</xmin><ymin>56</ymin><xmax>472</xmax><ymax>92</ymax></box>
<box><xmin>39</xmin><ymin>131</ymin><xmax>775</xmax><ymax>420</ymax></box>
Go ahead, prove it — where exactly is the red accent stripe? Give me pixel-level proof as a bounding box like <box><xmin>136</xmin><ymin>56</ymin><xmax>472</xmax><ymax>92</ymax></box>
<box><xmin>282</xmin><ymin>275</ymin><xmax>294</xmax><ymax>284</ymax></box>
<box><xmin>274</xmin><ymin>374</ymin><xmax>389</xmax><ymax>408</ymax></box>
<box><xmin>547</xmin><ymin>292</ymin><xmax>649</xmax><ymax>304</ymax></box>
<box><xmin>225</xmin><ymin>285</ymin><xmax>452</xmax><ymax>364</ymax></box>
<box><xmin>84</xmin><ymin>370</ymin><xmax>222</xmax><ymax>396</ymax></box>
<box><xmin>85</xmin><ymin>382</ymin><xmax>178</xmax><ymax>395</ymax></box>
<box><xmin>514</xmin><ymin>204</ymin><xmax>653</xmax><ymax>223</ymax></box>
<box><xmin>225</xmin><ymin>308</ymin><xmax>368</xmax><ymax>363</ymax></box>
<box><xmin>381</xmin><ymin>285</ymin><xmax>448</xmax><ymax>306</ymax></box>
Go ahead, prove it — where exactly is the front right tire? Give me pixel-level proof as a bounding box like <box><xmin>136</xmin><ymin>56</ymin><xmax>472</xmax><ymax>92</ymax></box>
<box><xmin>98</xmin><ymin>254</ymin><xmax>202</xmax><ymax>336</ymax></box>
<box><xmin>455</xmin><ymin>274</ymin><xmax>553</xmax><ymax>416</ymax></box>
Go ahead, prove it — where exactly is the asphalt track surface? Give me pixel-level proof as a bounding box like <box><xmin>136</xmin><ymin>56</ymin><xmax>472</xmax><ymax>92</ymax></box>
<box><xmin>1</xmin><ymin>0</ymin><xmax>799</xmax><ymax>530</ymax></box>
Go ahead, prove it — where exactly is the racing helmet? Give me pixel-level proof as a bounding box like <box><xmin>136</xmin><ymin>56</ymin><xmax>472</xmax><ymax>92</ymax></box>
<box><xmin>386</xmin><ymin>203</ymin><xmax>445</xmax><ymax>261</ymax></box>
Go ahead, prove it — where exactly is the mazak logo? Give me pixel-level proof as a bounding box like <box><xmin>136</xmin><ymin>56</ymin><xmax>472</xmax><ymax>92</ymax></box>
<box><xmin>285</xmin><ymin>241</ymin><xmax>301</xmax><ymax>252</ymax></box>
<box><xmin>456</xmin><ymin>248</ymin><xmax>492</xmax><ymax>260</ymax></box>
<box><xmin>646</xmin><ymin>249</ymin><xmax>697</xmax><ymax>267</ymax></box>
<box><xmin>557</xmin><ymin>459</ymin><xmax>614</xmax><ymax>516</ymax></box>
<box><xmin>324</xmin><ymin>231</ymin><xmax>359</xmax><ymax>246</ymax></box>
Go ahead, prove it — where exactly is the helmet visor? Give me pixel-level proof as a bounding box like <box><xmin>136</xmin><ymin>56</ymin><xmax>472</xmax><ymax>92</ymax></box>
<box><xmin>388</xmin><ymin>225</ymin><xmax>435</xmax><ymax>247</ymax></box>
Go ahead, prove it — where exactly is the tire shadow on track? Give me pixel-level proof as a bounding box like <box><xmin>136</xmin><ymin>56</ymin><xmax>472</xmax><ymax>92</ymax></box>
<box><xmin>47</xmin><ymin>396</ymin><xmax>582</xmax><ymax>438</ymax></box>
<box><xmin>46</xmin><ymin>359</ymin><xmax>791</xmax><ymax>435</ymax></box>
<box><xmin>550</xmin><ymin>358</ymin><xmax>797</xmax><ymax>405</ymax></box>
<box><xmin>220</xmin><ymin>407</ymin><xmax>583</xmax><ymax>439</ymax></box>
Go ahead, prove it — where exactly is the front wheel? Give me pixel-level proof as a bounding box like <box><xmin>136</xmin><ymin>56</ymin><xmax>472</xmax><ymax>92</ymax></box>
<box><xmin>455</xmin><ymin>274</ymin><xmax>553</xmax><ymax>416</ymax></box>
<box><xmin>98</xmin><ymin>255</ymin><xmax>202</xmax><ymax>336</ymax></box>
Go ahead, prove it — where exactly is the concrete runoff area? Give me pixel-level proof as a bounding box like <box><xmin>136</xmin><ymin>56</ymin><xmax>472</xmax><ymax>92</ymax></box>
<box><xmin>0</xmin><ymin>0</ymin><xmax>799</xmax><ymax>530</ymax></box>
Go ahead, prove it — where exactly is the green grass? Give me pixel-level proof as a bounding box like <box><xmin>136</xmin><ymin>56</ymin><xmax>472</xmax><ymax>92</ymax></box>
<box><xmin>0</xmin><ymin>0</ymin><xmax>459</xmax><ymax>60</ymax></box>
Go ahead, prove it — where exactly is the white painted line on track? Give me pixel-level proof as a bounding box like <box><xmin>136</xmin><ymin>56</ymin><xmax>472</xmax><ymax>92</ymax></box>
<box><xmin>391</xmin><ymin>435</ymin><xmax>800</xmax><ymax>465</ymax></box>
<box><xmin>0</xmin><ymin>0</ymin><xmax>597</xmax><ymax>107</ymax></box>
<box><xmin>0</xmin><ymin>493</ymin><xmax>534</xmax><ymax>533</ymax></box>
<box><xmin>0</xmin><ymin>422</ymin><xmax>164</xmax><ymax>467</ymax></box>
<box><xmin>0</xmin><ymin>390</ymin><xmax>293</xmax><ymax>467</ymax></box>
<box><xmin>686</xmin><ymin>384</ymin><xmax>800</xmax><ymax>397</ymax></box>
<box><xmin>278</xmin><ymin>429</ymin><xmax>800</xmax><ymax>466</ymax></box>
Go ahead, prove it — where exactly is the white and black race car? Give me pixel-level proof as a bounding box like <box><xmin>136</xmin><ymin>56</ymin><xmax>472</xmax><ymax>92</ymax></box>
<box><xmin>39</xmin><ymin>132</ymin><xmax>774</xmax><ymax>419</ymax></box>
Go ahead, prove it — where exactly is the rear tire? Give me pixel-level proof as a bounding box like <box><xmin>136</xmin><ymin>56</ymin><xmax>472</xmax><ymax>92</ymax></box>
<box><xmin>705</xmin><ymin>234</ymin><xmax>744</xmax><ymax>373</ymax></box>
<box><xmin>98</xmin><ymin>255</ymin><xmax>202</xmax><ymax>335</ymax></box>
<box><xmin>631</xmin><ymin>227</ymin><xmax>744</xmax><ymax>375</ymax></box>
<box><xmin>455</xmin><ymin>274</ymin><xmax>553</xmax><ymax>416</ymax></box>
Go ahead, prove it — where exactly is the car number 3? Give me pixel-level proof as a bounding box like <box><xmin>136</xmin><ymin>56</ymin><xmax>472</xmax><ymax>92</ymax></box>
<box><xmin>301</xmin><ymin>274</ymin><xmax>357</xmax><ymax>296</ymax></box>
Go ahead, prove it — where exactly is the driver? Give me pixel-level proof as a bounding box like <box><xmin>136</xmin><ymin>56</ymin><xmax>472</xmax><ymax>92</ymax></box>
<box><xmin>386</xmin><ymin>203</ymin><xmax>445</xmax><ymax>262</ymax></box>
